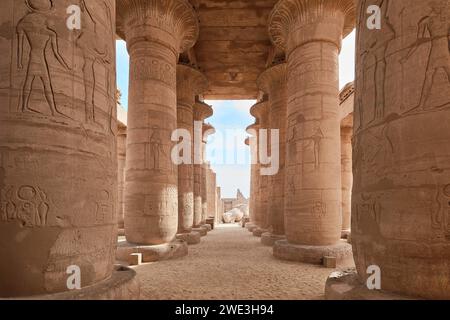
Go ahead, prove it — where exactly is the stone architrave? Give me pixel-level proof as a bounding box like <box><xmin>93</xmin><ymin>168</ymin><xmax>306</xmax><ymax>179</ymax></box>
<box><xmin>257</xmin><ymin>62</ymin><xmax>288</xmax><ymax>245</ymax></box>
<box><xmin>193</xmin><ymin>101</ymin><xmax>213</xmax><ymax>228</ymax></box>
<box><xmin>0</xmin><ymin>0</ymin><xmax>138</xmax><ymax>298</ymax></box>
<box><xmin>117</xmin><ymin>0</ymin><xmax>199</xmax><ymax>245</ymax></box>
<box><xmin>268</xmin><ymin>0</ymin><xmax>355</xmax><ymax>264</ymax></box>
<box><xmin>176</xmin><ymin>64</ymin><xmax>208</xmax><ymax>235</ymax></box>
<box><xmin>327</xmin><ymin>0</ymin><xmax>450</xmax><ymax>299</ymax></box>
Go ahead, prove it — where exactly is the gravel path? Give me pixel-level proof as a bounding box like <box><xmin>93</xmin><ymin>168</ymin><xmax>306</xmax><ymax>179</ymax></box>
<box><xmin>133</xmin><ymin>224</ymin><xmax>346</xmax><ymax>300</ymax></box>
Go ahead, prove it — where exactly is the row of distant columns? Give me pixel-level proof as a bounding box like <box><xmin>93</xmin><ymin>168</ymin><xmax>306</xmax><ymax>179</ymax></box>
<box><xmin>117</xmin><ymin>0</ymin><xmax>216</xmax><ymax>255</ymax></box>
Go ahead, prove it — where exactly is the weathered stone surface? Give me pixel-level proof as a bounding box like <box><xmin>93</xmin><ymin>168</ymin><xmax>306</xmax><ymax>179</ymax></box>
<box><xmin>0</xmin><ymin>0</ymin><xmax>119</xmax><ymax>297</ymax></box>
<box><xmin>117</xmin><ymin>126</ymin><xmax>127</xmax><ymax>229</ymax></box>
<box><xmin>352</xmin><ymin>0</ymin><xmax>450</xmax><ymax>299</ymax></box>
<box><xmin>118</xmin><ymin>0</ymin><xmax>199</xmax><ymax>245</ymax></box>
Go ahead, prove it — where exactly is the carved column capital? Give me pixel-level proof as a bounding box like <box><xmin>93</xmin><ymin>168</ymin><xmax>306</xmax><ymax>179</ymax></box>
<box><xmin>250</xmin><ymin>100</ymin><xmax>269</xmax><ymax>127</ymax></box>
<box><xmin>177</xmin><ymin>64</ymin><xmax>208</xmax><ymax>107</ymax></box>
<box><xmin>193</xmin><ymin>101</ymin><xmax>213</xmax><ymax>122</ymax></box>
<box><xmin>202</xmin><ymin>123</ymin><xmax>215</xmax><ymax>141</ymax></box>
<box><xmin>257</xmin><ymin>62</ymin><xmax>287</xmax><ymax>95</ymax></box>
<box><xmin>268</xmin><ymin>0</ymin><xmax>355</xmax><ymax>53</ymax></box>
<box><xmin>117</xmin><ymin>0</ymin><xmax>199</xmax><ymax>54</ymax></box>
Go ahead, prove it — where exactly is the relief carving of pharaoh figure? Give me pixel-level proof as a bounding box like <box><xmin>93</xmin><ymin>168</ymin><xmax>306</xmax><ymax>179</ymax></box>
<box><xmin>17</xmin><ymin>0</ymin><xmax>71</xmax><ymax>117</ymax></box>
<box><xmin>402</xmin><ymin>0</ymin><xmax>450</xmax><ymax>113</ymax></box>
<box><xmin>76</xmin><ymin>0</ymin><xmax>114</xmax><ymax>126</ymax></box>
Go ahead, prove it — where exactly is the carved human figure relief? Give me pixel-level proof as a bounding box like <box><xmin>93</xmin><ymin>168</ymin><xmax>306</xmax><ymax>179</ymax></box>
<box><xmin>17</xmin><ymin>0</ymin><xmax>71</xmax><ymax>117</ymax></box>
<box><xmin>367</xmin><ymin>0</ymin><xmax>396</xmax><ymax>123</ymax></box>
<box><xmin>95</xmin><ymin>190</ymin><xmax>113</xmax><ymax>224</ymax></box>
<box><xmin>76</xmin><ymin>0</ymin><xmax>113</xmax><ymax>126</ymax></box>
<box><xmin>146</xmin><ymin>126</ymin><xmax>166</xmax><ymax>171</ymax></box>
<box><xmin>402</xmin><ymin>1</ymin><xmax>450</xmax><ymax>113</ymax></box>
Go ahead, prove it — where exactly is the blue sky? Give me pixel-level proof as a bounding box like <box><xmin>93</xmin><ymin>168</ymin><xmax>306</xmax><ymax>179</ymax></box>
<box><xmin>115</xmin><ymin>30</ymin><xmax>355</xmax><ymax>199</ymax></box>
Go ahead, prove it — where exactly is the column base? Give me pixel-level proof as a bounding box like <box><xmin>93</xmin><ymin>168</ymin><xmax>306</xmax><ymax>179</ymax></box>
<box><xmin>192</xmin><ymin>226</ymin><xmax>208</xmax><ymax>236</ymax></box>
<box><xmin>341</xmin><ymin>230</ymin><xmax>350</xmax><ymax>239</ymax></box>
<box><xmin>253</xmin><ymin>228</ymin><xmax>268</xmax><ymax>237</ymax></box>
<box><xmin>20</xmin><ymin>265</ymin><xmax>140</xmax><ymax>300</ymax></box>
<box><xmin>273</xmin><ymin>239</ymin><xmax>353</xmax><ymax>267</ymax></box>
<box><xmin>206</xmin><ymin>218</ymin><xmax>215</xmax><ymax>230</ymax></box>
<box><xmin>325</xmin><ymin>268</ymin><xmax>415</xmax><ymax>300</ymax></box>
<box><xmin>117</xmin><ymin>228</ymin><xmax>125</xmax><ymax>237</ymax></box>
<box><xmin>176</xmin><ymin>231</ymin><xmax>201</xmax><ymax>245</ymax></box>
<box><xmin>246</xmin><ymin>223</ymin><xmax>256</xmax><ymax>232</ymax></box>
<box><xmin>116</xmin><ymin>239</ymin><xmax>188</xmax><ymax>263</ymax></box>
<box><xmin>201</xmin><ymin>224</ymin><xmax>212</xmax><ymax>232</ymax></box>
<box><xmin>261</xmin><ymin>232</ymin><xmax>286</xmax><ymax>246</ymax></box>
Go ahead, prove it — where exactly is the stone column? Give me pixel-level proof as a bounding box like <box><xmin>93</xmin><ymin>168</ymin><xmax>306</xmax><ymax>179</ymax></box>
<box><xmin>340</xmin><ymin>125</ymin><xmax>352</xmax><ymax>238</ymax></box>
<box><xmin>117</xmin><ymin>0</ymin><xmax>198</xmax><ymax>261</ymax></box>
<box><xmin>175</xmin><ymin>64</ymin><xmax>207</xmax><ymax>245</ymax></box>
<box><xmin>117</xmin><ymin>125</ymin><xmax>127</xmax><ymax>233</ymax></box>
<box><xmin>0</xmin><ymin>0</ymin><xmax>138</xmax><ymax>298</ymax></box>
<box><xmin>192</xmin><ymin>101</ymin><xmax>213</xmax><ymax>233</ymax></box>
<box><xmin>201</xmin><ymin>123</ymin><xmax>215</xmax><ymax>230</ymax></box>
<box><xmin>249</xmin><ymin>101</ymin><xmax>270</xmax><ymax>237</ymax></box>
<box><xmin>269</xmin><ymin>0</ymin><xmax>355</xmax><ymax>265</ymax></box>
<box><xmin>258</xmin><ymin>62</ymin><xmax>288</xmax><ymax>246</ymax></box>
<box><xmin>245</xmin><ymin>129</ymin><xmax>259</xmax><ymax>232</ymax></box>
<box><xmin>326</xmin><ymin>0</ymin><xmax>450</xmax><ymax>299</ymax></box>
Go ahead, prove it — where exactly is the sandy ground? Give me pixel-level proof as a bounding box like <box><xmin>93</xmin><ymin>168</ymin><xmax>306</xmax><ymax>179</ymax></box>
<box><xmin>133</xmin><ymin>224</ymin><xmax>351</xmax><ymax>300</ymax></box>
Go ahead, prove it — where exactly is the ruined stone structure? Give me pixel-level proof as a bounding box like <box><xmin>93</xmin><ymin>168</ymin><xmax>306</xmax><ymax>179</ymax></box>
<box><xmin>2</xmin><ymin>0</ymin><xmax>449</xmax><ymax>301</ymax></box>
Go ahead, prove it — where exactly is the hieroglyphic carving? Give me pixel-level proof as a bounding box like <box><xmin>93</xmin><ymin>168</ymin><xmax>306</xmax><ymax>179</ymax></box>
<box><xmin>402</xmin><ymin>1</ymin><xmax>450</xmax><ymax>113</ymax></box>
<box><xmin>132</xmin><ymin>57</ymin><xmax>176</xmax><ymax>86</ymax></box>
<box><xmin>0</xmin><ymin>185</ymin><xmax>49</xmax><ymax>227</ymax></box>
<box><xmin>17</xmin><ymin>0</ymin><xmax>71</xmax><ymax>117</ymax></box>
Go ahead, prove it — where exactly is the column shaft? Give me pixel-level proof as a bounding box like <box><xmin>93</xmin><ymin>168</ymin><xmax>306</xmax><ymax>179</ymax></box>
<box><xmin>340</xmin><ymin>126</ymin><xmax>352</xmax><ymax>233</ymax></box>
<box><xmin>353</xmin><ymin>0</ymin><xmax>450</xmax><ymax>299</ymax></box>
<box><xmin>119</xmin><ymin>0</ymin><xmax>199</xmax><ymax>245</ymax></box>
<box><xmin>0</xmin><ymin>0</ymin><xmax>117</xmax><ymax>296</ymax></box>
